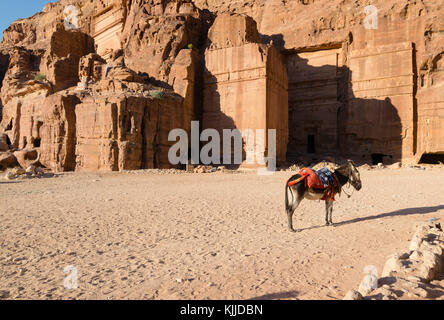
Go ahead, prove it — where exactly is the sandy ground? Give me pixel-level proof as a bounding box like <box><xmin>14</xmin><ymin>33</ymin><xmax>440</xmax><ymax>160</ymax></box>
<box><xmin>1</xmin><ymin>166</ymin><xmax>444</xmax><ymax>300</ymax></box>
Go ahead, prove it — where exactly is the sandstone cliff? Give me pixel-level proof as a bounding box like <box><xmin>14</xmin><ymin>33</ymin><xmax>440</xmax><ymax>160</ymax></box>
<box><xmin>0</xmin><ymin>0</ymin><xmax>443</xmax><ymax>172</ymax></box>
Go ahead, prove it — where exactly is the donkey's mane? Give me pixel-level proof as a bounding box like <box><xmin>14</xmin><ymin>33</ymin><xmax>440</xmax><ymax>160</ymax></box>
<box><xmin>333</xmin><ymin>162</ymin><xmax>352</xmax><ymax>186</ymax></box>
<box><xmin>334</xmin><ymin>163</ymin><xmax>349</xmax><ymax>174</ymax></box>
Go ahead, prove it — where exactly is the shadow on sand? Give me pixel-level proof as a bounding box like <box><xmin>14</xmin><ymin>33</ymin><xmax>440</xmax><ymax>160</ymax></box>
<box><xmin>248</xmin><ymin>290</ymin><xmax>299</xmax><ymax>300</ymax></box>
<box><xmin>297</xmin><ymin>205</ymin><xmax>444</xmax><ymax>232</ymax></box>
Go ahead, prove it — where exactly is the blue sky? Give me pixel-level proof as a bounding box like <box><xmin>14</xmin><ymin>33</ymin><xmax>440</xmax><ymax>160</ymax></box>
<box><xmin>0</xmin><ymin>1</ymin><xmax>53</xmax><ymax>41</ymax></box>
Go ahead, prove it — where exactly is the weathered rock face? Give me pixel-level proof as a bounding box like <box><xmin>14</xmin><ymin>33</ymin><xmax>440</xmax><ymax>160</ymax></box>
<box><xmin>78</xmin><ymin>53</ymin><xmax>107</xmax><ymax>85</ymax></box>
<box><xmin>203</xmin><ymin>14</ymin><xmax>288</xmax><ymax>167</ymax></box>
<box><xmin>346</xmin><ymin>222</ymin><xmax>444</xmax><ymax>300</ymax></box>
<box><xmin>0</xmin><ymin>1</ymin><xmax>199</xmax><ymax>172</ymax></box>
<box><xmin>0</xmin><ymin>92</ymin><xmax>79</xmax><ymax>172</ymax></box>
<box><xmin>0</xmin><ymin>151</ymin><xmax>18</xmax><ymax>170</ymax></box>
<box><xmin>92</xmin><ymin>0</ymin><xmax>128</xmax><ymax>58</ymax></box>
<box><xmin>1</xmin><ymin>0</ymin><xmax>96</xmax><ymax>49</ymax></box>
<box><xmin>206</xmin><ymin>13</ymin><xmax>260</xmax><ymax>50</ymax></box>
<box><xmin>38</xmin><ymin>94</ymin><xmax>79</xmax><ymax>171</ymax></box>
<box><xmin>75</xmin><ymin>95</ymin><xmax>144</xmax><ymax>171</ymax></box>
<box><xmin>39</xmin><ymin>27</ymin><xmax>95</xmax><ymax>92</ymax></box>
<box><xmin>75</xmin><ymin>91</ymin><xmax>183</xmax><ymax>171</ymax></box>
<box><xmin>168</xmin><ymin>48</ymin><xmax>198</xmax><ymax>133</ymax></box>
<box><xmin>0</xmin><ymin>47</ymin><xmax>51</xmax><ymax>107</ymax></box>
<box><xmin>194</xmin><ymin>0</ymin><xmax>444</xmax><ymax>164</ymax></box>
<box><xmin>1</xmin><ymin>0</ymin><xmax>443</xmax><ymax>172</ymax></box>
<box><xmin>121</xmin><ymin>0</ymin><xmax>206</xmax><ymax>82</ymax></box>
<box><xmin>0</xmin><ymin>133</ymin><xmax>9</xmax><ymax>151</ymax></box>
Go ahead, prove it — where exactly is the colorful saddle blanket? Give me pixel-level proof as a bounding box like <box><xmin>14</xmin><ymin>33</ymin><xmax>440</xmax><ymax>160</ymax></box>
<box><xmin>317</xmin><ymin>167</ymin><xmax>336</xmax><ymax>188</ymax></box>
<box><xmin>288</xmin><ymin>167</ymin><xmax>338</xmax><ymax>200</ymax></box>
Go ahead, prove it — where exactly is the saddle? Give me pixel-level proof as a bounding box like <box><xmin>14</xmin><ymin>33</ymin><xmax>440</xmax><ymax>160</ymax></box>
<box><xmin>288</xmin><ymin>167</ymin><xmax>339</xmax><ymax>201</ymax></box>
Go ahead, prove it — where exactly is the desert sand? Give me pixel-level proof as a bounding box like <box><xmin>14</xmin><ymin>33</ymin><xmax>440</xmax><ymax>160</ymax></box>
<box><xmin>1</xmin><ymin>166</ymin><xmax>444</xmax><ymax>300</ymax></box>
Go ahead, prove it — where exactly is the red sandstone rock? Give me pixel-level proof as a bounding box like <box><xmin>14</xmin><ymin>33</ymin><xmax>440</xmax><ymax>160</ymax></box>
<box><xmin>121</xmin><ymin>0</ymin><xmax>204</xmax><ymax>82</ymax></box>
<box><xmin>0</xmin><ymin>133</ymin><xmax>9</xmax><ymax>152</ymax></box>
<box><xmin>75</xmin><ymin>92</ymin><xmax>184</xmax><ymax>171</ymax></box>
<box><xmin>168</xmin><ymin>48</ymin><xmax>198</xmax><ymax>133</ymax></box>
<box><xmin>203</xmin><ymin>14</ymin><xmax>288</xmax><ymax>167</ymax></box>
<box><xmin>38</xmin><ymin>94</ymin><xmax>79</xmax><ymax>172</ymax></box>
<box><xmin>195</xmin><ymin>0</ymin><xmax>444</xmax><ymax>163</ymax></box>
<box><xmin>206</xmin><ymin>13</ymin><xmax>260</xmax><ymax>50</ymax></box>
<box><xmin>13</xmin><ymin>148</ymin><xmax>40</xmax><ymax>169</ymax></box>
<box><xmin>74</xmin><ymin>95</ymin><xmax>145</xmax><ymax>171</ymax></box>
<box><xmin>39</xmin><ymin>27</ymin><xmax>95</xmax><ymax>92</ymax></box>
<box><xmin>1</xmin><ymin>0</ymin><xmax>444</xmax><ymax>172</ymax></box>
<box><xmin>0</xmin><ymin>152</ymin><xmax>18</xmax><ymax>170</ymax></box>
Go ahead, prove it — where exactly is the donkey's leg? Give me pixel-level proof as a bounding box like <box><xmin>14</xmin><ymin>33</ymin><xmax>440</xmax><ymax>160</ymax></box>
<box><xmin>325</xmin><ymin>199</ymin><xmax>334</xmax><ymax>225</ymax></box>
<box><xmin>288</xmin><ymin>197</ymin><xmax>302</xmax><ymax>232</ymax></box>
<box><xmin>324</xmin><ymin>200</ymin><xmax>330</xmax><ymax>225</ymax></box>
<box><xmin>328</xmin><ymin>201</ymin><xmax>334</xmax><ymax>224</ymax></box>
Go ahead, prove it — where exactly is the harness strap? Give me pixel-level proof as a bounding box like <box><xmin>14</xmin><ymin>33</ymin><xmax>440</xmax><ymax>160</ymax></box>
<box><xmin>322</xmin><ymin>175</ymin><xmax>338</xmax><ymax>201</ymax></box>
<box><xmin>342</xmin><ymin>181</ymin><xmax>354</xmax><ymax>198</ymax></box>
<box><xmin>288</xmin><ymin>169</ymin><xmax>340</xmax><ymax>201</ymax></box>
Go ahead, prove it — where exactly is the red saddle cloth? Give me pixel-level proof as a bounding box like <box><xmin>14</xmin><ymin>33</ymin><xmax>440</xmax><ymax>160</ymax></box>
<box><xmin>288</xmin><ymin>168</ymin><xmax>338</xmax><ymax>201</ymax></box>
<box><xmin>298</xmin><ymin>168</ymin><xmax>326</xmax><ymax>189</ymax></box>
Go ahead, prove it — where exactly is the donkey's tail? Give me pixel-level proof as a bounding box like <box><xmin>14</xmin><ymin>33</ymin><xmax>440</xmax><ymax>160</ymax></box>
<box><xmin>285</xmin><ymin>175</ymin><xmax>303</xmax><ymax>214</ymax></box>
<box><xmin>285</xmin><ymin>174</ymin><xmax>307</xmax><ymax>213</ymax></box>
<box><xmin>285</xmin><ymin>180</ymin><xmax>292</xmax><ymax>215</ymax></box>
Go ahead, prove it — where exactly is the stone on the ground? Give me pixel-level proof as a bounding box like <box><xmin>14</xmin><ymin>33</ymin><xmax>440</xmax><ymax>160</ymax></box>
<box><xmin>388</xmin><ymin>162</ymin><xmax>402</xmax><ymax>169</ymax></box>
<box><xmin>381</xmin><ymin>255</ymin><xmax>404</xmax><ymax>277</ymax></box>
<box><xmin>5</xmin><ymin>172</ymin><xmax>16</xmax><ymax>180</ymax></box>
<box><xmin>26</xmin><ymin>165</ymin><xmax>36</xmax><ymax>175</ymax></box>
<box><xmin>0</xmin><ymin>290</ymin><xmax>10</xmax><ymax>299</ymax></box>
<box><xmin>350</xmin><ymin>222</ymin><xmax>444</xmax><ymax>300</ymax></box>
<box><xmin>343</xmin><ymin>290</ymin><xmax>363</xmax><ymax>300</ymax></box>
<box><xmin>0</xmin><ymin>152</ymin><xmax>18</xmax><ymax>170</ymax></box>
<box><xmin>358</xmin><ymin>279</ymin><xmax>376</xmax><ymax>296</ymax></box>
<box><xmin>14</xmin><ymin>168</ymin><xmax>26</xmax><ymax>176</ymax></box>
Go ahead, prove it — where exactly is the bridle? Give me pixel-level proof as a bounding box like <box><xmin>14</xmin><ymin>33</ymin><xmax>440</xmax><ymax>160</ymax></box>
<box><xmin>342</xmin><ymin>180</ymin><xmax>354</xmax><ymax>198</ymax></box>
<box><xmin>341</xmin><ymin>163</ymin><xmax>358</xmax><ymax>198</ymax></box>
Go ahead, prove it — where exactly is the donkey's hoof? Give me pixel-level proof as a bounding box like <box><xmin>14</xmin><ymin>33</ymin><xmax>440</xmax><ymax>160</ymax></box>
<box><xmin>289</xmin><ymin>228</ymin><xmax>299</xmax><ymax>233</ymax></box>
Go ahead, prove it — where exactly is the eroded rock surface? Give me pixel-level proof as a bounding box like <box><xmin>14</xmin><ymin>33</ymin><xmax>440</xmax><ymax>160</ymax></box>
<box><xmin>0</xmin><ymin>0</ymin><xmax>443</xmax><ymax>172</ymax></box>
<box><xmin>347</xmin><ymin>222</ymin><xmax>444</xmax><ymax>300</ymax></box>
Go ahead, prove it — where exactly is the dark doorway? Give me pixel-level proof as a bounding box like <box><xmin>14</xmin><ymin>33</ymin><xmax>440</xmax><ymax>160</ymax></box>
<box><xmin>307</xmin><ymin>135</ymin><xmax>315</xmax><ymax>154</ymax></box>
<box><xmin>6</xmin><ymin>119</ymin><xmax>13</xmax><ymax>131</ymax></box>
<box><xmin>419</xmin><ymin>153</ymin><xmax>444</xmax><ymax>164</ymax></box>
<box><xmin>5</xmin><ymin>134</ymin><xmax>11</xmax><ymax>146</ymax></box>
<box><xmin>371</xmin><ymin>153</ymin><xmax>393</xmax><ymax>165</ymax></box>
<box><xmin>371</xmin><ymin>153</ymin><xmax>383</xmax><ymax>165</ymax></box>
<box><xmin>33</xmin><ymin>138</ymin><xmax>41</xmax><ymax>148</ymax></box>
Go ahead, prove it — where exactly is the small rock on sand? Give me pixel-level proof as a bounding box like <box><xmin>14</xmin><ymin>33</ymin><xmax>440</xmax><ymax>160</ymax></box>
<box><xmin>343</xmin><ymin>290</ymin><xmax>363</xmax><ymax>300</ymax></box>
<box><xmin>0</xmin><ymin>290</ymin><xmax>10</xmax><ymax>299</ymax></box>
<box><xmin>5</xmin><ymin>172</ymin><xmax>16</xmax><ymax>180</ymax></box>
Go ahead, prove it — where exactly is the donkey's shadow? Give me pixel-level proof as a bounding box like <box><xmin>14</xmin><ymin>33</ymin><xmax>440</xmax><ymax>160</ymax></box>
<box><xmin>298</xmin><ymin>204</ymin><xmax>444</xmax><ymax>232</ymax></box>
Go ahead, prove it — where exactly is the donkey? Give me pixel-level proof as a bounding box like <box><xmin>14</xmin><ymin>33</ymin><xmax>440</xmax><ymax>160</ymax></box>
<box><xmin>285</xmin><ymin>160</ymin><xmax>362</xmax><ymax>232</ymax></box>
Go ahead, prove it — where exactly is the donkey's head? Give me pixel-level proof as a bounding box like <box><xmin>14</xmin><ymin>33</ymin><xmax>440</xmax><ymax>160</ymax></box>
<box><xmin>345</xmin><ymin>160</ymin><xmax>362</xmax><ymax>191</ymax></box>
<box><xmin>336</xmin><ymin>160</ymin><xmax>362</xmax><ymax>190</ymax></box>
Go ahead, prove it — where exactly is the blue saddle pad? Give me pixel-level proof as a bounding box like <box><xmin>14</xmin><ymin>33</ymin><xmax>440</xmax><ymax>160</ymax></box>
<box><xmin>316</xmin><ymin>167</ymin><xmax>335</xmax><ymax>188</ymax></box>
